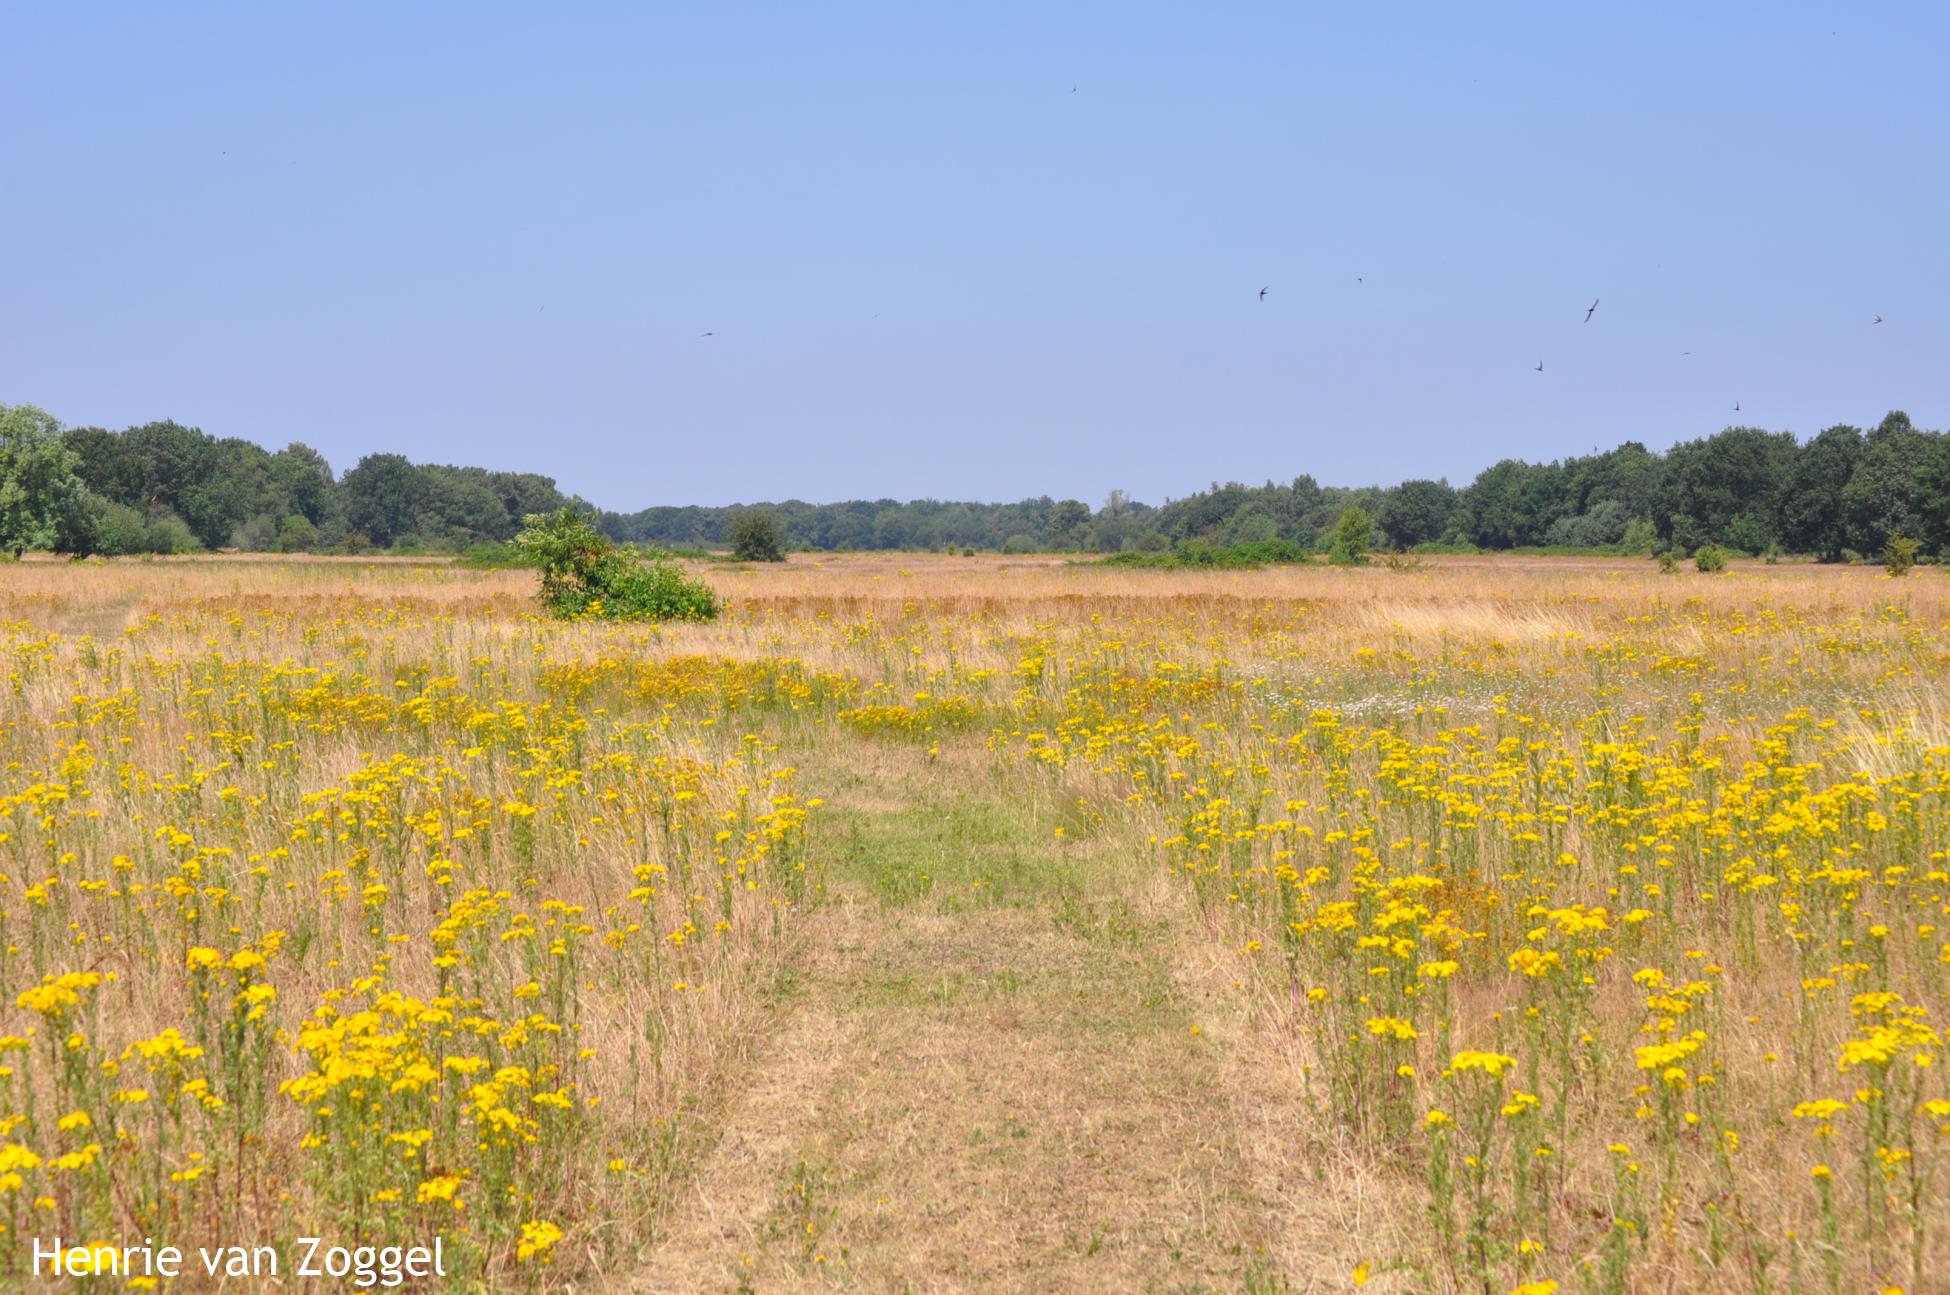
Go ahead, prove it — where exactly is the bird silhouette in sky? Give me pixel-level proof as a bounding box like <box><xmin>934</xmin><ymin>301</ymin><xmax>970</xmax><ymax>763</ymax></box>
<box><xmin>1258</xmin><ymin>286</ymin><xmax>1268</xmax><ymax>302</ymax></box>
<box><xmin>1535</xmin><ymin>360</ymin><xmax>1544</xmax><ymax>372</ymax></box>
<box><xmin>1734</xmin><ymin>400</ymin><xmax>1741</xmax><ymax>412</ymax></box>
<box><xmin>1875</xmin><ymin>314</ymin><xmax>1884</xmax><ymax>324</ymax></box>
<box><xmin>700</xmin><ymin>331</ymin><xmax>713</xmax><ymax>337</ymax></box>
<box><xmin>1584</xmin><ymin>298</ymin><xmax>1600</xmax><ymax>323</ymax></box>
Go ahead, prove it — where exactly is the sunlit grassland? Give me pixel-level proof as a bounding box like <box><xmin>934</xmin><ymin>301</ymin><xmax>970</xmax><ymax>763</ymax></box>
<box><xmin>4</xmin><ymin>552</ymin><xmax>1950</xmax><ymax>1291</ymax></box>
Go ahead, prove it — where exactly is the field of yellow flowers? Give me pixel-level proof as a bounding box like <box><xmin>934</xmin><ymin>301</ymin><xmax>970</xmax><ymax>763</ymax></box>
<box><xmin>4</xmin><ymin>552</ymin><xmax>1950</xmax><ymax>1293</ymax></box>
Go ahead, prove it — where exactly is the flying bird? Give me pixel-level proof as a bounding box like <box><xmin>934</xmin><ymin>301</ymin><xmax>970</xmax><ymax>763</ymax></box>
<box><xmin>1535</xmin><ymin>360</ymin><xmax>1544</xmax><ymax>372</ymax></box>
<box><xmin>1875</xmin><ymin>314</ymin><xmax>1883</xmax><ymax>324</ymax></box>
<box><xmin>1584</xmin><ymin>298</ymin><xmax>1600</xmax><ymax>323</ymax></box>
<box><xmin>1734</xmin><ymin>400</ymin><xmax>1741</xmax><ymax>412</ymax></box>
<box><xmin>700</xmin><ymin>331</ymin><xmax>713</xmax><ymax>337</ymax></box>
<box><xmin>1258</xmin><ymin>286</ymin><xmax>1268</xmax><ymax>301</ymax></box>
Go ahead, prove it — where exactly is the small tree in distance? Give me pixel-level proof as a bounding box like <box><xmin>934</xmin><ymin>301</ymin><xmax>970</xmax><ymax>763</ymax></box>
<box><xmin>728</xmin><ymin>510</ymin><xmax>786</xmax><ymax>562</ymax></box>
<box><xmin>1884</xmin><ymin>534</ymin><xmax>1919</xmax><ymax>577</ymax></box>
<box><xmin>1329</xmin><ymin>506</ymin><xmax>1374</xmax><ymax>566</ymax></box>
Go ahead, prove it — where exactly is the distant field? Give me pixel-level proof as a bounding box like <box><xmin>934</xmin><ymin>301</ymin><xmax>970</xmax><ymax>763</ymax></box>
<box><xmin>2</xmin><ymin>553</ymin><xmax>1948</xmax><ymax>1292</ymax></box>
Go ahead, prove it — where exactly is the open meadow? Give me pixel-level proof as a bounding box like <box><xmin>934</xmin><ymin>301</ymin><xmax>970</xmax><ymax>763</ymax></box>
<box><xmin>3</xmin><ymin>552</ymin><xmax>1950</xmax><ymax>1293</ymax></box>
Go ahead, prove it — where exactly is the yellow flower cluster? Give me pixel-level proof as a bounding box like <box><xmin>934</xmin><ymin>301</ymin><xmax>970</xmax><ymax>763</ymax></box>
<box><xmin>0</xmin><ymin>596</ymin><xmax>821</xmax><ymax>1285</ymax></box>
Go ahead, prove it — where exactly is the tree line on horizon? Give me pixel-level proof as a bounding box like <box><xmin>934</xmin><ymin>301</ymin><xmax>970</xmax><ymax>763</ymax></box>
<box><xmin>0</xmin><ymin>400</ymin><xmax>1942</xmax><ymax>562</ymax></box>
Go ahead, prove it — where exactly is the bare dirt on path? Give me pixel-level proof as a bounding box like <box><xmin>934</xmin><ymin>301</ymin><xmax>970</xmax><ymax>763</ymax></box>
<box><xmin>638</xmin><ymin>753</ymin><xmax>1356</xmax><ymax>1294</ymax></box>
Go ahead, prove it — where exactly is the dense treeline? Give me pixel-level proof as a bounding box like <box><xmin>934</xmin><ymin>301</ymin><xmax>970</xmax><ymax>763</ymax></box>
<box><xmin>601</xmin><ymin>411</ymin><xmax>1945</xmax><ymax>560</ymax></box>
<box><xmin>57</xmin><ymin>421</ymin><xmax>572</xmax><ymax>554</ymax></box>
<box><xmin>2</xmin><ymin>402</ymin><xmax>1942</xmax><ymax>559</ymax></box>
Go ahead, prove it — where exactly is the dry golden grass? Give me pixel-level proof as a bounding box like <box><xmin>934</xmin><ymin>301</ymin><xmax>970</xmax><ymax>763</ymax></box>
<box><xmin>4</xmin><ymin>551</ymin><xmax>1950</xmax><ymax>1292</ymax></box>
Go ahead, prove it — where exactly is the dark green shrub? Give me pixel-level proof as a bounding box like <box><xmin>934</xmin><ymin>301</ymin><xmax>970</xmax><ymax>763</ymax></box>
<box><xmin>1619</xmin><ymin>518</ymin><xmax>1658</xmax><ymax>556</ymax></box>
<box><xmin>229</xmin><ymin>513</ymin><xmax>279</xmax><ymax>551</ymax></box>
<box><xmin>91</xmin><ymin>499</ymin><xmax>150</xmax><ymax>556</ymax></box>
<box><xmin>276</xmin><ymin>514</ymin><xmax>320</xmax><ymax>553</ymax></box>
<box><xmin>1694</xmin><ymin>545</ymin><xmax>1729</xmax><ymax>573</ymax></box>
<box><xmin>1724</xmin><ymin>512</ymin><xmax>1770</xmax><ymax>557</ymax></box>
<box><xmin>514</xmin><ymin>509</ymin><xmax>719</xmax><ymax>621</ymax></box>
<box><xmin>728</xmin><ymin>510</ymin><xmax>786</xmax><ymax>562</ymax></box>
<box><xmin>146</xmin><ymin>511</ymin><xmax>201</xmax><ymax>554</ymax></box>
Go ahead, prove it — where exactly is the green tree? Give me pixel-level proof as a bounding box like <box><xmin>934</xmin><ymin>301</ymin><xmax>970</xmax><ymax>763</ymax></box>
<box><xmin>1841</xmin><ymin>413</ymin><xmax>1933</xmax><ymax>555</ymax></box>
<box><xmin>1655</xmin><ymin>427</ymin><xmax>1795</xmax><ymax>550</ymax></box>
<box><xmin>1378</xmin><ymin>479</ymin><xmax>1456</xmax><ymax>547</ymax></box>
<box><xmin>1048</xmin><ymin>498</ymin><xmax>1092</xmax><ymax>549</ymax></box>
<box><xmin>1457</xmin><ymin>460</ymin><xmax>1529</xmax><ymax>548</ymax></box>
<box><xmin>121</xmin><ymin>421</ymin><xmax>219</xmax><ymax>539</ymax></box>
<box><xmin>728</xmin><ymin>509</ymin><xmax>787</xmax><ymax>561</ymax></box>
<box><xmin>1884</xmin><ymin>534</ymin><xmax>1919</xmax><ymax>576</ymax></box>
<box><xmin>272</xmin><ymin>442</ymin><xmax>338</xmax><ymax>524</ymax></box>
<box><xmin>65</xmin><ymin>424</ymin><xmax>145</xmax><ymax>504</ymax></box>
<box><xmin>1329</xmin><ymin>506</ymin><xmax>1374</xmax><ymax>565</ymax></box>
<box><xmin>1778</xmin><ymin>425</ymin><xmax>1861</xmax><ymax>560</ymax></box>
<box><xmin>340</xmin><ymin>453</ymin><xmax>429</xmax><ymax>547</ymax></box>
<box><xmin>419</xmin><ymin>466</ymin><xmax>513</xmax><ymax>545</ymax></box>
<box><xmin>0</xmin><ymin>403</ymin><xmax>99</xmax><ymax>557</ymax></box>
<box><xmin>1723</xmin><ymin>511</ymin><xmax>1770</xmax><ymax>556</ymax></box>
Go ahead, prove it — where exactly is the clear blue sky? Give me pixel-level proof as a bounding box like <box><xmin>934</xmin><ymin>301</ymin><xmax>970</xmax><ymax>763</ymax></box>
<box><xmin>4</xmin><ymin>3</ymin><xmax>1945</xmax><ymax>509</ymax></box>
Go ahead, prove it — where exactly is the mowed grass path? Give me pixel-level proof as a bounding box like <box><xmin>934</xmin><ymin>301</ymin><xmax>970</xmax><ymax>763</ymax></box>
<box><xmin>642</xmin><ymin>749</ymin><xmax>1332</xmax><ymax>1293</ymax></box>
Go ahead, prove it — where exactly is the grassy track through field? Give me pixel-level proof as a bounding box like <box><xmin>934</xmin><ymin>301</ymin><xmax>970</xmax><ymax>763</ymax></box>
<box><xmin>643</xmin><ymin>749</ymin><xmax>1313</xmax><ymax>1293</ymax></box>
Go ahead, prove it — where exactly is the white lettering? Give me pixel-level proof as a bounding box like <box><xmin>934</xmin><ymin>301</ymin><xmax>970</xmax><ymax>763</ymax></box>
<box><xmin>199</xmin><ymin>1244</ymin><xmax>277</xmax><ymax>1277</ymax></box>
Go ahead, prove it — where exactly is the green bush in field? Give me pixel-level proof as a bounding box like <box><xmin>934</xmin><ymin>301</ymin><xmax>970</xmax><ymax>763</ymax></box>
<box><xmin>1884</xmin><ymin>534</ymin><xmax>1919</xmax><ymax>576</ymax></box>
<box><xmin>276</xmin><ymin>514</ymin><xmax>319</xmax><ymax>552</ymax></box>
<box><xmin>1694</xmin><ymin>544</ymin><xmax>1729</xmax><ymax>573</ymax></box>
<box><xmin>514</xmin><ymin>509</ymin><xmax>719</xmax><ymax>621</ymax></box>
<box><xmin>1097</xmin><ymin>537</ymin><xmax>1305</xmax><ymax>570</ymax></box>
<box><xmin>1619</xmin><ymin>518</ymin><xmax>1658</xmax><ymax>555</ymax></box>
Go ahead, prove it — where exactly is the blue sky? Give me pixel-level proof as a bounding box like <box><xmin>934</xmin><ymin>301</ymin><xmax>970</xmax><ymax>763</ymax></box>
<box><xmin>4</xmin><ymin>3</ymin><xmax>1944</xmax><ymax>509</ymax></box>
